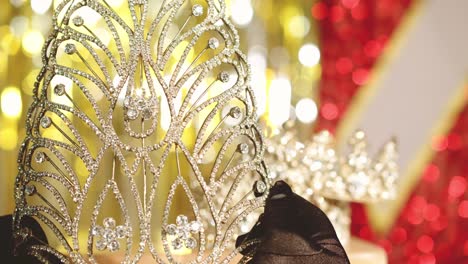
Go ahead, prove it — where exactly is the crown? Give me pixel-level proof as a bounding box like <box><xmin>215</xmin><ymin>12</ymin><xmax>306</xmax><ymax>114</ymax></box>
<box><xmin>265</xmin><ymin>125</ymin><xmax>399</xmax><ymax>244</ymax></box>
<box><xmin>13</xmin><ymin>0</ymin><xmax>269</xmax><ymax>263</ymax></box>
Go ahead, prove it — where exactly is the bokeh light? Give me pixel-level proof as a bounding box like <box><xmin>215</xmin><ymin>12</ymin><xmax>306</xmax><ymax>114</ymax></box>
<box><xmin>9</xmin><ymin>16</ymin><xmax>28</xmax><ymax>37</ymax></box>
<box><xmin>287</xmin><ymin>16</ymin><xmax>311</xmax><ymax>38</ymax></box>
<box><xmin>231</xmin><ymin>0</ymin><xmax>254</xmax><ymax>27</ymax></box>
<box><xmin>311</xmin><ymin>2</ymin><xmax>328</xmax><ymax>20</ymax></box>
<box><xmin>448</xmin><ymin>176</ymin><xmax>467</xmax><ymax>199</ymax></box>
<box><xmin>269</xmin><ymin>77</ymin><xmax>291</xmax><ymax>127</ymax></box>
<box><xmin>22</xmin><ymin>30</ymin><xmax>44</xmax><ymax>55</ymax></box>
<box><xmin>1</xmin><ymin>86</ymin><xmax>22</xmax><ymax>119</ymax></box>
<box><xmin>31</xmin><ymin>0</ymin><xmax>52</xmax><ymax>14</ymax></box>
<box><xmin>295</xmin><ymin>98</ymin><xmax>318</xmax><ymax>124</ymax></box>
<box><xmin>416</xmin><ymin>235</ymin><xmax>434</xmax><ymax>253</ymax></box>
<box><xmin>248</xmin><ymin>46</ymin><xmax>267</xmax><ymax>116</ymax></box>
<box><xmin>459</xmin><ymin>201</ymin><xmax>468</xmax><ymax>218</ymax></box>
<box><xmin>10</xmin><ymin>0</ymin><xmax>26</xmax><ymax>8</ymax></box>
<box><xmin>299</xmin><ymin>43</ymin><xmax>320</xmax><ymax>67</ymax></box>
<box><xmin>321</xmin><ymin>102</ymin><xmax>339</xmax><ymax>120</ymax></box>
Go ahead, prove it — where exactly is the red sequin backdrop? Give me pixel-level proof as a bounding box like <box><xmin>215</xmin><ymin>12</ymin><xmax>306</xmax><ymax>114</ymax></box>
<box><xmin>312</xmin><ymin>0</ymin><xmax>468</xmax><ymax>263</ymax></box>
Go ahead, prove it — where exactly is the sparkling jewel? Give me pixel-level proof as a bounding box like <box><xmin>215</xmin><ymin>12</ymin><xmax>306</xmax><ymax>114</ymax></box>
<box><xmin>208</xmin><ymin>37</ymin><xmax>220</xmax><ymax>49</ymax></box>
<box><xmin>92</xmin><ymin>226</ymin><xmax>104</xmax><ymax>236</ymax></box>
<box><xmin>123</xmin><ymin>97</ymin><xmax>132</xmax><ymax>108</ymax></box>
<box><xmin>172</xmin><ymin>238</ymin><xmax>183</xmax><ymax>250</ymax></box>
<box><xmin>40</xmin><ymin>116</ymin><xmax>52</xmax><ymax>128</ymax></box>
<box><xmin>25</xmin><ymin>185</ymin><xmax>36</xmax><ymax>196</ymax></box>
<box><xmin>229</xmin><ymin>106</ymin><xmax>242</xmax><ymax>119</ymax></box>
<box><xmin>185</xmin><ymin>237</ymin><xmax>197</xmax><ymax>249</ymax></box>
<box><xmin>53</xmin><ymin>84</ymin><xmax>65</xmax><ymax>96</ymax></box>
<box><xmin>136</xmin><ymin>98</ymin><xmax>146</xmax><ymax>110</ymax></box>
<box><xmin>35</xmin><ymin>152</ymin><xmax>46</xmax><ymax>163</ymax></box>
<box><xmin>96</xmin><ymin>239</ymin><xmax>107</xmax><ymax>251</ymax></box>
<box><xmin>92</xmin><ymin>218</ymin><xmax>129</xmax><ymax>252</ymax></box>
<box><xmin>126</xmin><ymin>109</ymin><xmax>138</xmax><ymax>120</ymax></box>
<box><xmin>192</xmin><ymin>4</ymin><xmax>204</xmax><ymax>17</ymax></box>
<box><xmin>21</xmin><ymin>228</ymin><xmax>32</xmax><ymax>238</ymax></box>
<box><xmin>72</xmin><ymin>16</ymin><xmax>84</xmax><ymax>27</ymax></box>
<box><xmin>104</xmin><ymin>217</ymin><xmax>116</xmax><ymax>229</ymax></box>
<box><xmin>190</xmin><ymin>221</ymin><xmax>201</xmax><ymax>232</ymax></box>
<box><xmin>176</xmin><ymin>215</ymin><xmax>188</xmax><ymax>226</ymax></box>
<box><xmin>167</xmin><ymin>215</ymin><xmax>203</xmax><ymax>250</ymax></box>
<box><xmin>103</xmin><ymin>228</ymin><xmax>116</xmax><ymax>241</ymax></box>
<box><xmin>14</xmin><ymin>228</ymin><xmax>31</xmax><ymax>245</ymax></box>
<box><xmin>142</xmin><ymin>107</ymin><xmax>154</xmax><ymax>120</ymax></box>
<box><xmin>108</xmin><ymin>240</ymin><xmax>120</xmax><ymax>252</ymax></box>
<box><xmin>115</xmin><ymin>226</ymin><xmax>127</xmax><ymax>239</ymax></box>
<box><xmin>254</xmin><ymin>180</ymin><xmax>267</xmax><ymax>195</ymax></box>
<box><xmin>238</xmin><ymin>143</ymin><xmax>249</xmax><ymax>154</ymax></box>
<box><xmin>64</xmin><ymin>43</ymin><xmax>76</xmax><ymax>54</ymax></box>
<box><xmin>218</xmin><ymin>71</ymin><xmax>230</xmax><ymax>83</ymax></box>
<box><xmin>166</xmin><ymin>224</ymin><xmax>177</xmax><ymax>236</ymax></box>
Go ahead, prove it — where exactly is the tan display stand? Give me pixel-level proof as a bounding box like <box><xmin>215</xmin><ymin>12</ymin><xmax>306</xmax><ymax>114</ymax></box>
<box><xmin>346</xmin><ymin>237</ymin><xmax>388</xmax><ymax>264</ymax></box>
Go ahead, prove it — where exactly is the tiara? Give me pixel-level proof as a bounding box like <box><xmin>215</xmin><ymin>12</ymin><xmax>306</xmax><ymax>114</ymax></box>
<box><xmin>265</xmin><ymin>126</ymin><xmax>398</xmax><ymax>244</ymax></box>
<box><xmin>13</xmin><ymin>0</ymin><xmax>269</xmax><ymax>263</ymax></box>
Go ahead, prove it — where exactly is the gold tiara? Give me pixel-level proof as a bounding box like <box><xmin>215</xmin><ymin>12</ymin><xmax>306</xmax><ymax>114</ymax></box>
<box><xmin>13</xmin><ymin>0</ymin><xmax>269</xmax><ymax>263</ymax></box>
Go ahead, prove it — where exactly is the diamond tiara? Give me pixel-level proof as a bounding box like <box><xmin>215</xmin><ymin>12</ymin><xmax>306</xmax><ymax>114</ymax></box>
<box><xmin>267</xmin><ymin>128</ymin><xmax>398</xmax><ymax>202</ymax></box>
<box><xmin>265</xmin><ymin>126</ymin><xmax>399</xmax><ymax>244</ymax></box>
<box><xmin>13</xmin><ymin>0</ymin><xmax>269</xmax><ymax>263</ymax></box>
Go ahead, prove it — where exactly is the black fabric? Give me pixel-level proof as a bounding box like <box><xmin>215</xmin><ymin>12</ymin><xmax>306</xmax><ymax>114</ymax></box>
<box><xmin>1</xmin><ymin>214</ymin><xmax>60</xmax><ymax>263</ymax></box>
<box><xmin>0</xmin><ymin>214</ymin><xmax>47</xmax><ymax>263</ymax></box>
<box><xmin>236</xmin><ymin>181</ymin><xmax>350</xmax><ymax>264</ymax></box>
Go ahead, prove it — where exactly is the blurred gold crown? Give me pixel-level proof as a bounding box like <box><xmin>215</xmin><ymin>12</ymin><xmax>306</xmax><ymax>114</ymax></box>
<box><xmin>13</xmin><ymin>0</ymin><xmax>269</xmax><ymax>263</ymax></box>
<box><xmin>265</xmin><ymin>126</ymin><xmax>398</xmax><ymax>244</ymax></box>
<box><xmin>267</xmin><ymin>128</ymin><xmax>398</xmax><ymax>202</ymax></box>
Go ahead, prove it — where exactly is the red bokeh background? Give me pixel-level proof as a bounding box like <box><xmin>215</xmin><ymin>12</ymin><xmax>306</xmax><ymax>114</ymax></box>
<box><xmin>312</xmin><ymin>0</ymin><xmax>468</xmax><ymax>263</ymax></box>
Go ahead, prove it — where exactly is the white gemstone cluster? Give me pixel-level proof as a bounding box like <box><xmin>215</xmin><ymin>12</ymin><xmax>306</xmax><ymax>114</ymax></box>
<box><xmin>123</xmin><ymin>95</ymin><xmax>157</xmax><ymax>121</ymax></box>
<box><xmin>165</xmin><ymin>215</ymin><xmax>202</xmax><ymax>250</ymax></box>
<box><xmin>92</xmin><ymin>217</ymin><xmax>132</xmax><ymax>252</ymax></box>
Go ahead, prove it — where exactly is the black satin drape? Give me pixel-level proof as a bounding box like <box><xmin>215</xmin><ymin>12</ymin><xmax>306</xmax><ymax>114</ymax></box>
<box><xmin>236</xmin><ymin>181</ymin><xmax>350</xmax><ymax>264</ymax></box>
